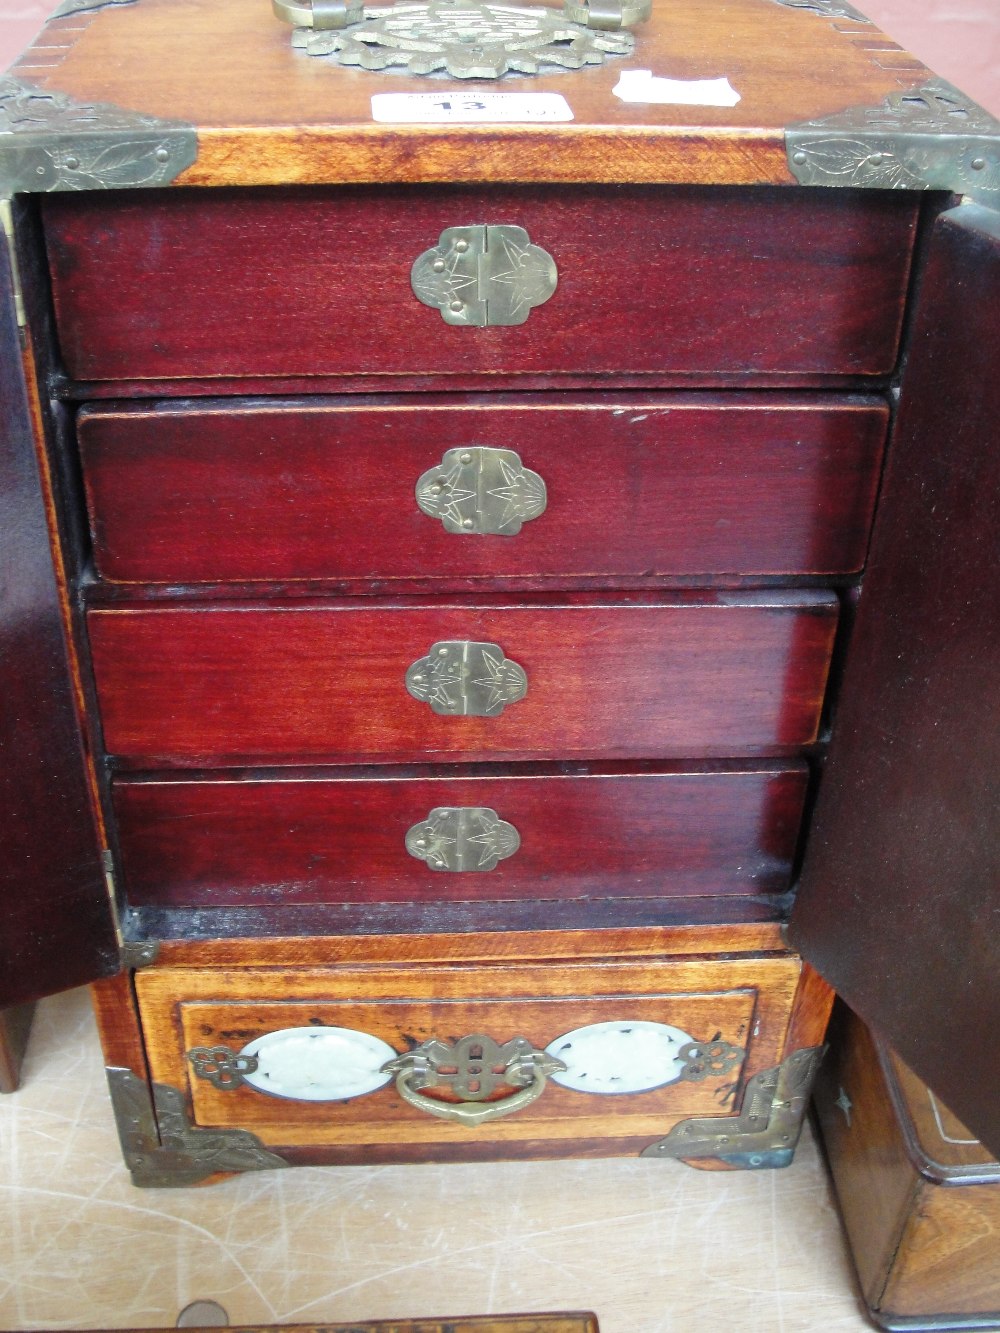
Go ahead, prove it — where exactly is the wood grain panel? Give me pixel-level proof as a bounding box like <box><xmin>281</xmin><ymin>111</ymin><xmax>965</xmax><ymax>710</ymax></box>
<box><xmin>790</xmin><ymin>204</ymin><xmax>1000</xmax><ymax>1159</ymax></box>
<box><xmin>79</xmin><ymin>396</ymin><xmax>888</xmax><ymax>586</ymax></box>
<box><xmin>135</xmin><ymin>952</ymin><xmax>802</xmax><ymax>1155</ymax></box>
<box><xmin>43</xmin><ymin>186</ymin><xmax>917</xmax><ymax>383</ymax></box>
<box><xmin>87</xmin><ymin>592</ymin><xmax>838</xmax><ymax>766</ymax></box>
<box><xmin>81</xmin><ymin>1321</ymin><xmax>598</xmax><ymax>1333</ymax></box>
<box><xmin>112</xmin><ymin>762</ymin><xmax>808</xmax><ymax>908</ymax></box>
<box><xmin>0</xmin><ymin>206</ymin><xmax>118</xmax><ymax>1009</ymax></box>
<box><xmin>144</xmin><ymin>923</ymin><xmax>787</xmax><ymax>969</ymax></box>
<box><xmin>11</xmin><ymin>0</ymin><xmax>934</xmax><ymax>187</ymax></box>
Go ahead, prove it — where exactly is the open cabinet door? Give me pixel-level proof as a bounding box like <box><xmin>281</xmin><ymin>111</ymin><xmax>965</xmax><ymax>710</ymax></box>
<box><xmin>790</xmin><ymin>203</ymin><xmax>1000</xmax><ymax>1157</ymax></box>
<box><xmin>0</xmin><ymin>219</ymin><xmax>119</xmax><ymax>1008</ymax></box>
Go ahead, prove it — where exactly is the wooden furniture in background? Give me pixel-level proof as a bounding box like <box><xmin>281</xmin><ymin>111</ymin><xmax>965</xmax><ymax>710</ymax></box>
<box><xmin>815</xmin><ymin>1006</ymin><xmax>1000</xmax><ymax>1331</ymax></box>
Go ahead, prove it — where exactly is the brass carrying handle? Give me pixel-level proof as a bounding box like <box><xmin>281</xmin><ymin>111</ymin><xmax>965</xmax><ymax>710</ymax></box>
<box><xmin>275</xmin><ymin>0</ymin><xmax>650</xmax><ymax>29</ymax></box>
<box><xmin>381</xmin><ymin>1035</ymin><xmax>566</xmax><ymax>1126</ymax></box>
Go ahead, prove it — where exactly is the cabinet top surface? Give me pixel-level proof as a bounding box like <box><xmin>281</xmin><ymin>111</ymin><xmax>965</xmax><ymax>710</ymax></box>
<box><xmin>6</xmin><ymin>0</ymin><xmax>986</xmax><ymax>187</ymax></box>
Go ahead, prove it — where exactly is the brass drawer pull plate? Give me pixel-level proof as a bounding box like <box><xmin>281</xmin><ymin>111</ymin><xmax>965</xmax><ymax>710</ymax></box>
<box><xmin>406</xmin><ymin>805</ymin><xmax>520</xmax><ymax>872</ymax></box>
<box><xmin>406</xmin><ymin>639</ymin><xmax>527</xmax><ymax>715</ymax></box>
<box><xmin>416</xmin><ymin>446</ymin><xmax>547</xmax><ymax>535</ymax></box>
<box><xmin>411</xmin><ymin>225</ymin><xmax>557</xmax><ymax>327</ymax></box>
<box><xmin>381</xmin><ymin>1035</ymin><xmax>567</xmax><ymax>1126</ymax></box>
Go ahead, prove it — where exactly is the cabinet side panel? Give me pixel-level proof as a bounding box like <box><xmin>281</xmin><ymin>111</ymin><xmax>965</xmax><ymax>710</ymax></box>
<box><xmin>0</xmin><ymin>218</ymin><xmax>118</xmax><ymax>1007</ymax></box>
<box><xmin>789</xmin><ymin>204</ymin><xmax>1000</xmax><ymax>1157</ymax></box>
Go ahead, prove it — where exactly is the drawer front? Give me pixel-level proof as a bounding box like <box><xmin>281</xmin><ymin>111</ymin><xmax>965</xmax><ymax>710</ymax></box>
<box><xmin>87</xmin><ymin>594</ymin><xmax>838</xmax><ymax>765</ymax></box>
<box><xmin>134</xmin><ymin>953</ymin><xmax>802</xmax><ymax>1157</ymax></box>
<box><xmin>44</xmin><ymin>186</ymin><xmax>917</xmax><ymax>382</ymax></box>
<box><xmin>113</xmin><ymin>763</ymin><xmax>807</xmax><ymax>908</ymax></box>
<box><xmin>80</xmin><ymin>397</ymin><xmax>888</xmax><ymax>586</ymax></box>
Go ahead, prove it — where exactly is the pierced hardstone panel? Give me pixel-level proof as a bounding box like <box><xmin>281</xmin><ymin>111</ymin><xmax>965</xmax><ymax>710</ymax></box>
<box><xmin>546</xmin><ymin>1021</ymin><xmax>744</xmax><ymax>1094</ymax></box>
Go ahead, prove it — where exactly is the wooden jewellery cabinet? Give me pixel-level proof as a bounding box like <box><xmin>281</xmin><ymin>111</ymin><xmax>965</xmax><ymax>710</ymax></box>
<box><xmin>1</xmin><ymin>0</ymin><xmax>997</xmax><ymax>1187</ymax></box>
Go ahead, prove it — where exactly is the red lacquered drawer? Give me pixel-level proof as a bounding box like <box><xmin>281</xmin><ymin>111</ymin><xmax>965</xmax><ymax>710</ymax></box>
<box><xmin>87</xmin><ymin>592</ymin><xmax>838</xmax><ymax>766</ymax></box>
<box><xmin>44</xmin><ymin>185</ymin><xmax>917</xmax><ymax>382</ymax></box>
<box><xmin>113</xmin><ymin>762</ymin><xmax>807</xmax><ymax>908</ymax></box>
<box><xmin>79</xmin><ymin>395</ymin><xmax>888</xmax><ymax>586</ymax></box>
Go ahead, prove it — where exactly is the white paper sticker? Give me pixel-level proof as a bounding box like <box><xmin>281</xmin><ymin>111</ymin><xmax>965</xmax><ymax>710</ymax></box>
<box><xmin>371</xmin><ymin>92</ymin><xmax>574</xmax><ymax>123</ymax></box>
<box><xmin>612</xmin><ymin>69</ymin><xmax>741</xmax><ymax>107</ymax></box>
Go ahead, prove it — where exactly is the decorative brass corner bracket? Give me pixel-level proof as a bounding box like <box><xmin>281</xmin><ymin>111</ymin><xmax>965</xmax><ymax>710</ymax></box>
<box><xmin>50</xmin><ymin>0</ymin><xmax>138</xmax><ymax>18</ymax></box>
<box><xmin>106</xmin><ymin>1067</ymin><xmax>287</xmax><ymax>1188</ymax></box>
<box><xmin>0</xmin><ymin>76</ymin><xmax>196</xmax><ymax>199</ymax></box>
<box><xmin>772</xmin><ymin>0</ymin><xmax>871</xmax><ymax>22</ymax></box>
<box><xmin>787</xmin><ymin>79</ymin><xmax>1000</xmax><ymax>208</ymax></box>
<box><xmin>641</xmin><ymin>1045</ymin><xmax>826</xmax><ymax>1169</ymax></box>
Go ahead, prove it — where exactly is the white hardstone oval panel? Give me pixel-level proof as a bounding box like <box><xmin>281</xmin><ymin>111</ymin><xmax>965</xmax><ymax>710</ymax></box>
<box><xmin>239</xmin><ymin>1026</ymin><xmax>397</xmax><ymax>1101</ymax></box>
<box><xmin>546</xmin><ymin>1020</ymin><xmax>696</xmax><ymax>1094</ymax></box>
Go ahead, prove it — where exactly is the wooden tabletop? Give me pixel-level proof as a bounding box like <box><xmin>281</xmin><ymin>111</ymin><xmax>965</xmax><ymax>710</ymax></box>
<box><xmin>7</xmin><ymin>0</ymin><xmax>934</xmax><ymax>185</ymax></box>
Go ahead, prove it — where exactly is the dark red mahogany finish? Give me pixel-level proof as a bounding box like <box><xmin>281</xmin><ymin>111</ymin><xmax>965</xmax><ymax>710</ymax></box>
<box><xmin>79</xmin><ymin>396</ymin><xmax>889</xmax><ymax>586</ymax></box>
<box><xmin>0</xmin><ymin>225</ymin><xmax>116</xmax><ymax>1007</ymax></box>
<box><xmin>113</xmin><ymin>763</ymin><xmax>808</xmax><ymax>907</ymax></box>
<box><xmin>87</xmin><ymin>592</ymin><xmax>838</xmax><ymax>766</ymax></box>
<box><xmin>43</xmin><ymin>186</ymin><xmax>918</xmax><ymax>382</ymax></box>
<box><xmin>791</xmin><ymin>205</ymin><xmax>1000</xmax><ymax>1159</ymax></box>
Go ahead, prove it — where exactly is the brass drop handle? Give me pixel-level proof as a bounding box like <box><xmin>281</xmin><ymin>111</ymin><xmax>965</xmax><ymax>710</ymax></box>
<box><xmin>380</xmin><ymin>1035</ymin><xmax>567</xmax><ymax>1126</ymax></box>
<box><xmin>416</xmin><ymin>446</ymin><xmax>547</xmax><ymax>536</ymax></box>
<box><xmin>406</xmin><ymin>640</ymin><xmax>527</xmax><ymax>716</ymax></box>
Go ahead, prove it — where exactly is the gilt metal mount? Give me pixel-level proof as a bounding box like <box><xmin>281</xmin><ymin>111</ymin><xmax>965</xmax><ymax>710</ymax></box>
<box><xmin>106</xmin><ymin>1067</ymin><xmax>286</xmax><ymax>1187</ymax></box>
<box><xmin>276</xmin><ymin>0</ymin><xmax>642</xmax><ymax>79</ymax></box>
<box><xmin>641</xmin><ymin>1045</ymin><xmax>826</xmax><ymax>1169</ymax></box>
<box><xmin>787</xmin><ymin>78</ymin><xmax>1000</xmax><ymax>207</ymax></box>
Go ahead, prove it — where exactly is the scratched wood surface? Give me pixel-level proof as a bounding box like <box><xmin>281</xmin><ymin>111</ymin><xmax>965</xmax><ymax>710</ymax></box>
<box><xmin>43</xmin><ymin>186</ymin><xmax>918</xmax><ymax>384</ymax></box>
<box><xmin>111</xmin><ymin>762</ymin><xmax>808</xmax><ymax>908</ymax></box>
<box><xmin>9</xmin><ymin>0</ymin><xmax>933</xmax><ymax>186</ymax></box>
<box><xmin>87</xmin><ymin>592</ymin><xmax>838</xmax><ymax>766</ymax></box>
<box><xmin>79</xmin><ymin>395</ymin><xmax>888</xmax><ymax>586</ymax></box>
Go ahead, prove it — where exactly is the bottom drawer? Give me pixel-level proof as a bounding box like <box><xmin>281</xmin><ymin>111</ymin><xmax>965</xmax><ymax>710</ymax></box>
<box><xmin>133</xmin><ymin>942</ymin><xmax>825</xmax><ymax>1166</ymax></box>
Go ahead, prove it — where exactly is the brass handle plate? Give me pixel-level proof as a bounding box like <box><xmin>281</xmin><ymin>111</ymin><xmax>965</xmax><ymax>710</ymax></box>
<box><xmin>416</xmin><ymin>446</ymin><xmax>547</xmax><ymax>536</ymax></box>
<box><xmin>406</xmin><ymin>805</ymin><xmax>520</xmax><ymax>872</ymax></box>
<box><xmin>411</xmin><ymin>225</ymin><xmax>557</xmax><ymax>327</ymax></box>
<box><xmin>405</xmin><ymin>639</ymin><xmax>527</xmax><ymax>716</ymax></box>
<box><xmin>381</xmin><ymin>1035</ymin><xmax>567</xmax><ymax>1126</ymax></box>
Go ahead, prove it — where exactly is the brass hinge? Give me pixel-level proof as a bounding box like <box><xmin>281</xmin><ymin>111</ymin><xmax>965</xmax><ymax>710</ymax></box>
<box><xmin>0</xmin><ymin>198</ymin><xmax>26</xmax><ymax>330</ymax></box>
<box><xmin>411</xmin><ymin>225</ymin><xmax>558</xmax><ymax>327</ymax></box>
<box><xmin>106</xmin><ymin>1068</ymin><xmax>287</xmax><ymax>1188</ymax></box>
<box><xmin>119</xmin><ymin>939</ymin><xmax>160</xmax><ymax>969</ymax></box>
<box><xmin>641</xmin><ymin>1045</ymin><xmax>826</xmax><ymax>1169</ymax></box>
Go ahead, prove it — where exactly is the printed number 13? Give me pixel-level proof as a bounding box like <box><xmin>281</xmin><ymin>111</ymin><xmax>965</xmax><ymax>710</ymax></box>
<box><xmin>434</xmin><ymin>100</ymin><xmax>487</xmax><ymax>111</ymax></box>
